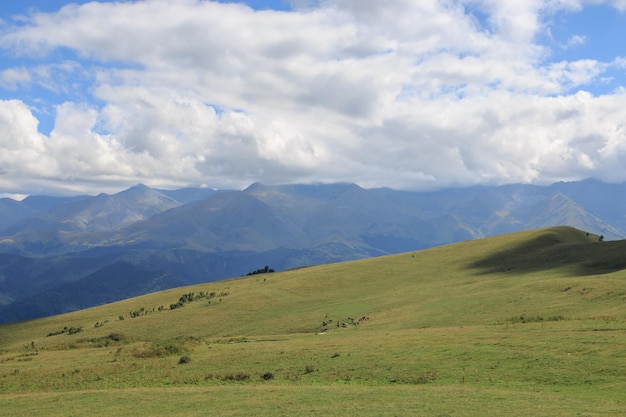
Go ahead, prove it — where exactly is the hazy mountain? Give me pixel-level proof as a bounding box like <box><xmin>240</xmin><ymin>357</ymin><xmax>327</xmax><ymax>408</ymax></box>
<box><xmin>550</xmin><ymin>179</ymin><xmax>626</xmax><ymax>232</ymax></box>
<box><xmin>21</xmin><ymin>195</ymin><xmax>90</xmax><ymax>212</ymax></box>
<box><xmin>0</xmin><ymin>194</ymin><xmax>90</xmax><ymax>234</ymax></box>
<box><xmin>0</xmin><ymin>198</ymin><xmax>37</xmax><ymax>232</ymax></box>
<box><xmin>155</xmin><ymin>187</ymin><xmax>222</xmax><ymax>204</ymax></box>
<box><xmin>0</xmin><ymin>179</ymin><xmax>624</xmax><ymax>323</ymax></box>
<box><xmin>3</xmin><ymin>184</ymin><xmax>181</xmax><ymax>236</ymax></box>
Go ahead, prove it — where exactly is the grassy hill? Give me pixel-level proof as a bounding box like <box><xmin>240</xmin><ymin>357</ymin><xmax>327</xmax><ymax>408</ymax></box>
<box><xmin>1</xmin><ymin>226</ymin><xmax>625</xmax><ymax>416</ymax></box>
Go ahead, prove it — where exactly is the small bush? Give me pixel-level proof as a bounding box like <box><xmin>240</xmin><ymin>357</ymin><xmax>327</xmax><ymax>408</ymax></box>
<box><xmin>170</xmin><ymin>301</ymin><xmax>184</xmax><ymax>310</ymax></box>
<box><xmin>129</xmin><ymin>307</ymin><xmax>146</xmax><ymax>318</ymax></box>
<box><xmin>108</xmin><ymin>333</ymin><xmax>125</xmax><ymax>342</ymax></box>
<box><xmin>262</xmin><ymin>371</ymin><xmax>275</xmax><ymax>381</ymax></box>
<box><xmin>304</xmin><ymin>365</ymin><xmax>315</xmax><ymax>374</ymax></box>
<box><xmin>178</xmin><ymin>355</ymin><xmax>192</xmax><ymax>364</ymax></box>
<box><xmin>223</xmin><ymin>372</ymin><xmax>250</xmax><ymax>381</ymax></box>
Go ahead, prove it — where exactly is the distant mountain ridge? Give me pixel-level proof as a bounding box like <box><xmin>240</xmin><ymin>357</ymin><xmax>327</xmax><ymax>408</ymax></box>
<box><xmin>0</xmin><ymin>178</ymin><xmax>623</xmax><ymax>323</ymax></box>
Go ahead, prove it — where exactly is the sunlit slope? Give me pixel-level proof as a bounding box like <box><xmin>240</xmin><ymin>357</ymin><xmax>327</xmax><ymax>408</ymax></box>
<box><xmin>1</xmin><ymin>226</ymin><xmax>624</xmax><ymax>349</ymax></box>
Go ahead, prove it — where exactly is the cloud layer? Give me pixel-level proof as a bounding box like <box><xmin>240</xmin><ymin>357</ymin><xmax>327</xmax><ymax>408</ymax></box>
<box><xmin>1</xmin><ymin>0</ymin><xmax>626</xmax><ymax>195</ymax></box>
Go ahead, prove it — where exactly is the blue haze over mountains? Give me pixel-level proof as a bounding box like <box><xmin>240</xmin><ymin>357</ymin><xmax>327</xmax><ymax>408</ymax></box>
<box><xmin>0</xmin><ymin>179</ymin><xmax>622</xmax><ymax>323</ymax></box>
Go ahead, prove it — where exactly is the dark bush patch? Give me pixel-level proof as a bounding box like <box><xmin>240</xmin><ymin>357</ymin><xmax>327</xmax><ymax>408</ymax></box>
<box><xmin>223</xmin><ymin>372</ymin><xmax>250</xmax><ymax>381</ymax></box>
<box><xmin>508</xmin><ymin>314</ymin><xmax>565</xmax><ymax>324</ymax></box>
<box><xmin>86</xmin><ymin>333</ymin><xmax>129</xmax><ymax>348</ymax></box>
<box><xmin>246</xmin><ymin>266</ymin><xmax>275</xmax><ymax>276</ymax></box>
<box><xmin>46</xmin><ymin>326</ymin><xmax>83</xmax><ymax>337</ymax></box>
<box><xmin>178</xmin><ymin>355</ymin><xmax>191</xmax><ymax>364</ymax></box>
<box><xmin>108</xmin><ymin>333</ymin><xmax>125</xmax><ymax>342</ymax></box>
<box><xmin>262</xmin><ymin>371</ymin><xmax>275</xmax><ymax>380</ymax></box>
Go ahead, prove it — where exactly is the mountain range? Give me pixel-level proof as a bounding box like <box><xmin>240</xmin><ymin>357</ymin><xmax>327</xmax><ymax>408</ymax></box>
<box><xmin>0</xmin><ymin>178</ymin><xmax>624</xmax><ymax>323</ymax></box>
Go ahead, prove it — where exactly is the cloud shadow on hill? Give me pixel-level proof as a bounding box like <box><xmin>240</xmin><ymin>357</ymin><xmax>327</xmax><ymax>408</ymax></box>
<box><xmin>468</xmin><ymin>231</ymin><xmax>626</xmax><ymax>277</ymax></box>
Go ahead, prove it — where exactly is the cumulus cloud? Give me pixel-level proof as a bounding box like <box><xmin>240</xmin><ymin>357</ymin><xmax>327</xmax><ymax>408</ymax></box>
<box><xmin>0</xmin><ymin>0</ymin><xmax>625</xmax><ymax>195</ymax></box>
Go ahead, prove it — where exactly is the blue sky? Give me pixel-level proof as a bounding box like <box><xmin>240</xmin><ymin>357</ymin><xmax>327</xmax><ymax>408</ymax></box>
<box><xmin>545</xmin><ymin>4</ymin><xmax>626</xmax><ymax>93</ymax></box>
<box><xmin>0</xmin><ymin>1</ymin><xmax>626</xmax><ymax>197</ymax></box>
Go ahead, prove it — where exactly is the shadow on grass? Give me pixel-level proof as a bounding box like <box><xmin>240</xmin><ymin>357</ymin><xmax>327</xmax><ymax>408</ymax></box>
<box><xmin>469</xmin><ymin>232</ymin><xmax>626</xmax><ymax>277</ymax></box>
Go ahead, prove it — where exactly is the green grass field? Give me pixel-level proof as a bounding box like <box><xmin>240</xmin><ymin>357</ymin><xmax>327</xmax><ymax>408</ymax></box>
<box><xmin>1</xmin><ymin>226</ymin><xmax>625</xmax><ymax>416</ymax></box>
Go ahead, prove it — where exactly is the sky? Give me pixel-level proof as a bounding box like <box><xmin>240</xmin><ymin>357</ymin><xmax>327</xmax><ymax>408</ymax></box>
<box><xmin>1</xmin><ymin>0</ymin><xmax>626</xmax><ymax>197</ymax></box>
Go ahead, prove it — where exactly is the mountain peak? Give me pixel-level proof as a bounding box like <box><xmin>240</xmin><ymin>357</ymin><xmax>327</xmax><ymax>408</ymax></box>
<box><xmin>244</xmin><ymin>182</ymin><xmax>266</xmax><ymax>192</ymax></box>
<box><xmin>125</xmin><ymin>183</ymin><xmax>152</xmax><ymax>193</ymax></box>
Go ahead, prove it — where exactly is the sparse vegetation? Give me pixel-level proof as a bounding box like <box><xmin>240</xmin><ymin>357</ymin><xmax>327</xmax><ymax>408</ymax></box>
<box><xmin>46</xmin><ymin>326</ymin><xmax>83</xmax><ymax>337</ymax></box>
<box><xmin>507</xmin><ymin>314</ymin><xmax>566</xmax><ymax>324</ymax></box>
<box><xmin>170</xmin><ymin>291</ymin><xmax>225</xmax><ymax>310</ymax></box>
<box><xmin>223</xmin><ymin>372</ymin><xmax>250</xmax><ymax>382</ymax></box>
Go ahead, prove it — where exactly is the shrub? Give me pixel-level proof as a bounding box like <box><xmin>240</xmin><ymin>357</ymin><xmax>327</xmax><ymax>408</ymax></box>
<box><xmin>178</xmin><ymin>355</ymin><xmax>192</xmax><ymax>365</ymax></box>
<box><xmin>235</xmin><ymin>372</ymin><xmax>250</xmax><ymax>381</ymax></box>
<box><xmin>223</xmin><ymin>372</ymin><xmax>250</xmax><ymax>381</ymax></box>
<box><xmin>262</xmin><ymin>371</ymin><xmax>275</xmax><ymax>381</ymax></box>
<box><xmin>246</xmin><ymin>266</ymin><xmax>275</xmax><ymax>276</ymax></box>
<box><xmin>304</xmin><ymin>365</ymin><xmax>315</xmax><ymax>374</ymax></box>
<box><xmin>46</xmin><ymin>326</ymin><xmax>83</xmax><ymax>337</ymax></box>
<box><xmin>170</xmin><ymin>301</ymin><xmax>184</xmax><ymax>310</ymax></box>
<box><xmin>108</xmin><ymin>333</ymin><xmax>125</xmax><ymax>342</ymax></box>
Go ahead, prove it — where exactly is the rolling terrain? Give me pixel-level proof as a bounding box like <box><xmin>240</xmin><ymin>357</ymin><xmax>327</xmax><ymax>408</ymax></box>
<box><xmin>0</xmin><ymin>226</ymin><xmax>625</xmax><ymax>416</ymax></box>
<box><xmin>1</xmin><ymin>179</ymin><xmax>626</xmax><ymax>323</ymax></box>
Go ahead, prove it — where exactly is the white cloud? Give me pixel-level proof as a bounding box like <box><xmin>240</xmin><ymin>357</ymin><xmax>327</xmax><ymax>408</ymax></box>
<box><xmin>0</xmin><ymin>67</ymin><xmax>31</xmax><ymax>90</ymax></box>
<box><xmin>0</xmin><ymin>100</ymin><xmax>48</xmax><ymax>166</ymax></box>
<box><xmin>0</xmin><ymin>0</ymin><xmax>625</xmax><ymax>195</ymax></box>
<box><xmin>566</xmin><ymin>34</ymin><xmax>587</xmax><ymax>47</ymax></box>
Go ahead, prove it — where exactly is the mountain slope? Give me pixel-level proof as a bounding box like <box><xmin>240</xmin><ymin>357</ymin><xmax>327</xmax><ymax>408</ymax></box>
<box><xmin>1</xmin><ymin>226</ymin><xmax>620</xmax><ymax>345</ymax></box>
<box><xmin>1</xmin><ymin>227</ymin><xmax>625</xmax><ymax>417</ymax></box>
<box><xmin>0</xmin><ymin>180</ymin><xmax>625</xmax><ymax>324</ymax></box>
<box><xmin>0</xmin><ymin>198</ymin><xmax>37</xmax><ymax>232</ymax></box>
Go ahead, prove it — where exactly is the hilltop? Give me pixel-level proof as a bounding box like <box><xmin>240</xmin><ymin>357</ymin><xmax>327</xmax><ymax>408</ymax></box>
<box><xmin>1</xmin><ymin>227</ymin><xmax>625</xmax><ymax>416</ymax></box>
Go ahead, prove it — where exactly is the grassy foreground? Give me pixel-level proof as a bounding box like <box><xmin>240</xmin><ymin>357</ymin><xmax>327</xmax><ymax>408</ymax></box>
<box><xmin>1</xmin><ymin>226</ymin><xmax>626</xmax><ymax>416</ymax></box>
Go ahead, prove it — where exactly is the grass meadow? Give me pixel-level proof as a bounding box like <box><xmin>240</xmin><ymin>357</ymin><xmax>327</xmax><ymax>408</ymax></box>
<box><xmin>1</xmin><ymin>226</ymin><xmax>625</xmax><ymax>416</ymax></box>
